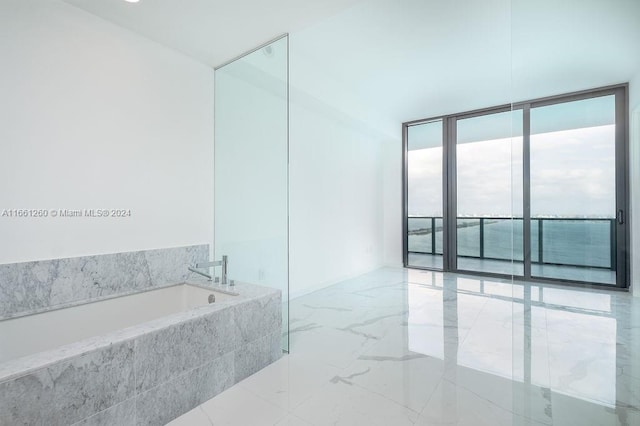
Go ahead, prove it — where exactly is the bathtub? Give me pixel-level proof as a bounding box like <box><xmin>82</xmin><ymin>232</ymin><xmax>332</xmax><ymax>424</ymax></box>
<box><xmin>0</xmin><ymin>283</ymin><xmax>235</xmax><ymax>364</ymax></box>
<box><xmin>0</xmin><ymin>280</ymin><xmax>282</xmax><ymax>426</ymax></box>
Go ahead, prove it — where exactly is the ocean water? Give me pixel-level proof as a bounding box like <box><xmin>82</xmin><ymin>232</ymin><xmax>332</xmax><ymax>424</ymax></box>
<box><xmin>408</xmin><ymin>218</ymin><xmax>613</xmax><ymax>268</ymax></box>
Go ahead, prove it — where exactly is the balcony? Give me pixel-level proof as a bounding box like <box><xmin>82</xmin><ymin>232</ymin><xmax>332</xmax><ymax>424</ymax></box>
<box><xmin>407</xmin><ymin>217</ymin><xmax>616</xmax><ymax>284</ymax></box>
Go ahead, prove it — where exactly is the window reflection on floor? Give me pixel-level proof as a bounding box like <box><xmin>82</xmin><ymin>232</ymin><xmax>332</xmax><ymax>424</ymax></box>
<box><xmin>406</xmin><ymin>275</ymin><xmax>618</xmax><ymax>407</ymax></box>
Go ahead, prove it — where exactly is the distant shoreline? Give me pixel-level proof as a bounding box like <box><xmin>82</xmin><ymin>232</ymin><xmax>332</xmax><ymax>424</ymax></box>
<box><xmin>409</xmin><ymin>219</ymin><xmax>501</xmax><ymax>235</ymax></box>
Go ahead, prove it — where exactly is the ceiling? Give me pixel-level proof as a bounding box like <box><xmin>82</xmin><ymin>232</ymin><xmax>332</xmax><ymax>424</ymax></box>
<box><xmin>63</xmin><ymin>0</ymin><xmax>640</xmax><ymax>139</ymax></box>
<box><xmin>62</xmin><ymin>0</ymin><xmax>364</xmax><ymax>67</ymax></box>
<box><xmin>290</xmin><ymin>0</ymin><xmax>640</xmax><ymax>134</ymax></box>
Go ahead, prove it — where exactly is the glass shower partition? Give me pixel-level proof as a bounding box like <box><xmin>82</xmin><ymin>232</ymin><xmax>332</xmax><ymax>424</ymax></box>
<box><xmin>214</xmin><ymin>35</ymin><xmax>289</xmax><ymax>352</ymax></box>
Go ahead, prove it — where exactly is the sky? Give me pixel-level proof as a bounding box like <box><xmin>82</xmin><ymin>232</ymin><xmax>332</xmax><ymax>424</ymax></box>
<box><xmin>408</xmin><ymin>124</ymin><xmax>616</xmax><ymax>218</ymax></box>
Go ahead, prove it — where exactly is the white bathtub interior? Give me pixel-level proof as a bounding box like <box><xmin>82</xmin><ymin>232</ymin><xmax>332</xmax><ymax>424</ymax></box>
<box><xmin>0</xmin><ymin>284</ymin><xmax>235</xmax><ymax>364</ymax></box>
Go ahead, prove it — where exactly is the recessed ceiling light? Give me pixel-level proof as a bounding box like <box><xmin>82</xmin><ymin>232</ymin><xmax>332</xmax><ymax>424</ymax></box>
<box><xmin>124</xmin><ymin>0</ymin><xmax>140</xmax><ymax>3</ymax></box>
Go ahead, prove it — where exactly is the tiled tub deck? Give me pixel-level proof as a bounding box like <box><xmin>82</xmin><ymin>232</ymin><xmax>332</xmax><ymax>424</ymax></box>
<box><xmin>0</xmin><ymin>247</ymin><xmax>282</xmax><ymax>425</ymax></box>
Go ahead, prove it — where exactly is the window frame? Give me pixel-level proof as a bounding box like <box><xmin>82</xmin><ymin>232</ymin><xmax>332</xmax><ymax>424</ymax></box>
<box><xmin>402</xmin><ymin>84</ymin><xmax>629</xmax><ymax>290</ymax></box>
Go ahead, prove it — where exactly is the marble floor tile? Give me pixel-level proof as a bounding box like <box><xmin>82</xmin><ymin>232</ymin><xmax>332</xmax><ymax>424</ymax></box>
<box><xmin>290</xmin><ymin>299</ymin><xmax>385</xmax><ymax>332</ymax></box>
<box><xmin>166</xmin><ymin>406</ymin><xmax>212</xmax><ymax>426</ymax></box>
<box><xmin>545</xmin><ymin>307</ymin><xmax>618</xmax><ymax>342</ymax></box>
<box><xmin>442</xmin><ymin>367</ymin><xmax>553</xmax><ymax>425</ymax></box>
<box><xmin>478</xmin><ymin>296</ymin><xmax>549</xmax><ymax>330</ymax></box>
<box><xmin>273</xmin><ymin>414</ymin><xmax>314</xmax><ymax>426</ymax></box>
<box><xmin>550</xmin><ymin>390</ymin><xmax>640</xmax><ymax>426</ymax></box>
<box><xmin>404</xmin><ymin>269</ymin><xmax>449</xmax><ymax>286</ymax></box>
<box><xmin>292</xmin><ymin>380</ymin><xmax>419</xmax><ymax>426</ymax></box>
<box><xmin>288</xmin><ymin>324</ymin><xmax>379</xmax><ymax>369</ymax></box>
<box><xmin>199</xmin><ymin>385</ymin><xmax>287</xmax><ymax>426</ymax></box>
<box><xmin>416</xmin><ymin>378</ymin><xmax>549</xmax><ymax>426</ymax></box>
<box><xmin>546</xmin><ymin>329</ymin><xmax>622</xmax><ymax>407</ymax></box>
<box><xmin>171</xmin><ymin>267</ymin><xmax>640</xmax><ymax>426</ymax></box>
<box><xmin>238</xmin><ymin>353</ymin><xmax>341</xmax><ymax>410</ymax></box>
<box><xmin>457</xmin><ymin>316</ymin><xmax>551</xmax><ymax>386</ymax></box>
<box><xmin>336</xmin><ymin>347</ymin><xmax>443</xmax><ymax>412</ymax></box>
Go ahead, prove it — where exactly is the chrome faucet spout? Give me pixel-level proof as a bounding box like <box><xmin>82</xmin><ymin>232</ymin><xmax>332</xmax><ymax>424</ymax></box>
<box><xmin>196</xmin><ymin>260</ymin><xmax>222</xmax><ymax>268</ymax></box>
<box><xmin>191</xmin><ymin>256</ymin><xmax>230</xmax><ymax>285</ymax></box>
<box><xmin>188</xmin><ymin>267</ymin><xmax>212</xmax><ymax>280</ymax></box>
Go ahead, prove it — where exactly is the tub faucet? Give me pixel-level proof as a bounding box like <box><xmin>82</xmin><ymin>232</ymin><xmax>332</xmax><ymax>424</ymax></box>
<box><xmin>193</xmin><ymin>255</ymin><xmax>230</xmax><ymax>285</ymax></box>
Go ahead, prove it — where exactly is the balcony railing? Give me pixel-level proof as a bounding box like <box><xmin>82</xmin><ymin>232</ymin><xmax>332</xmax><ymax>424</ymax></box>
<box><xmin>408</xmin><ymin>217</ymin><xmax>616</xmax><ymax>270</ymax></box>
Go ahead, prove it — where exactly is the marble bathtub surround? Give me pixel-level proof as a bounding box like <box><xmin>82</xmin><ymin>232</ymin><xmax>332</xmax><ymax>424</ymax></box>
<box><xmin>0</xmin><ymin>244</ymin><xmax>209</xmax><ymax>320</ymax></box>
<box><xmin>134</xmin><ymin>290</ymin><xmax>281</xmax><ymax>394</ymax></box>
<box><xmin>0</xmin><ymin>281</ymin><xmax>282</xmax><ymax>426</ymax></box>
<box><xmin>0</xmin><ymin>341</ymin><xmax>135</xmax><ymax>426</ymax></box>
<box><xmin>171</xmin><ymin>267</ymin><xmax>640</xmax><ymax>426</ymax></box>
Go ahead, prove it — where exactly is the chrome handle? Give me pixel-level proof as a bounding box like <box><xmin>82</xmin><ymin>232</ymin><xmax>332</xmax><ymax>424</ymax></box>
<box><xmin>221</xmin><ymin>255</ymin><xmax>228</xmax><ymax>285</ymax></box>
<box><xmin>196</xmin><ymin>260</ymin><xmax>222</xmax><ymax>268</ymax></box>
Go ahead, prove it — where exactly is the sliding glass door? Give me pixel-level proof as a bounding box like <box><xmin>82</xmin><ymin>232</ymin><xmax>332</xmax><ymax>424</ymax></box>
<box><xmin>455</xmin><ymin>109</ymin><xmax>523</xmax><ymax>276</ymax></box>
<box><xmin>527</xmin><ymin>92</ymin><xmax>624</xmax><ymax>285</ymax></box>
<box><xmin>403</xmin><ymin>85</ymin><xmax>628</xmax><ymax>288</ymax></box>
<box><xmin>405</xmin><ymin>120</ymin><xmax>444</xmax><ymax>270</ymax></box>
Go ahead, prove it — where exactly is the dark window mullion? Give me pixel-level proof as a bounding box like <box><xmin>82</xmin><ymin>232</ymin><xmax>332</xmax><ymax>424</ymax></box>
<box><xmin>614</xmin><ymin>87</ymin><xmax>629</xmax><ymax>288</ymax></box>
<box><xmin>445</xmin><ymin>117</ymin><xmax>458</xmax><ymax>272</ymax></box>
<box><xmin>402</xmin><ymin>123</ymin><xmax>409</xmax><ymax>267</ymax></box>
<box><xmin>523</xmin><ymin>104</ymin><xmax>532</xmax><ymax>280</ymax></box>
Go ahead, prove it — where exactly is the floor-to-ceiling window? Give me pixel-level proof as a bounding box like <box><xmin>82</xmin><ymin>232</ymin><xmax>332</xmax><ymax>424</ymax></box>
<box><xmin>455</xmin><ymin>109</ymin><xmax>524</xmax><ymax>277</ymax></box>
<box><xmin>528</xmin><ymin>95</ymin><xmax>619</xmax><ymax>285</ymax></box>
<box><xmin>403</xmin><ymin>85</ymin><xmax>629</xmax><ymax>288</ymax></box>
<box><xmin>405</xmin><ymin>120</ymin><xmax>444</xmax><ymax>270</ymax></box>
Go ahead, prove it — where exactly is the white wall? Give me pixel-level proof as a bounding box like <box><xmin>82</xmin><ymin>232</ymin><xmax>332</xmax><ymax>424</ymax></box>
<box><xmin>0</xmin><ymin>0</ymin><xmax>214</xmax><ymax>264</ymax></box>
<box><xmin>288</xmin><ymin>38</ymin><xmax>387</xmax><ymax>298</ymax></box>
<box><xmin>286</xmin><ymin>0</ymin><xmax>512</xmax><ymax>295</ymax></box>
<box><xmin>382</xmin><ymin>136</ymin><xmax>403</xmax><ymax>267</ymax></box>
<box><xmin>289</xmin><ymin>97</ymin><xmax>385</xmax><ymax>298</ymax></box>
<box><xmin>629</xmin><ymin>73</ymin><xmax>640</xmax><ymax>296</ymax></box>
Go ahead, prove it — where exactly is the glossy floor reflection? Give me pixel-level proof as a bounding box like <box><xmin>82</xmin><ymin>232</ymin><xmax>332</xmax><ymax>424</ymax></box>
<box><xmin>408</xmin><ymin>253</ymin><xmax>616</xmax><ymax>285</ymax></box>
<box><xmin>170</xmin><ymin>268</ymin><xmax>640</xmax><ymax>426</ymax></box>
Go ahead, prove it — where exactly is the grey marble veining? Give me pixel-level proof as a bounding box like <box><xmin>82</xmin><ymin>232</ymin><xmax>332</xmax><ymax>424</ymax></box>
<box><xmin>71</xmin><ymin>399</ymin><xmax>136</xmax><ymax>426</ymax></box>
<box><xmin>135</xmin><ymin>352</ymin><xmax>235</xmax><ymax>426</ymax></box>
<box><xmin>0</xmin><ymin>340</ymin><xmax>135</xmax><ymax>426</ymax></box>
<box><xmin>0</xmin><ymin>280</ymin><xmax>282</xmax><ymax>425</ymax></box>
<box><xmin>134</xmin><ymin>305</ymin><xmax>237</xmax><ymax>393</ymax></box>
<box><xmin>144</xmin><ymin>245</ymin><xmax>209</xmax><ymax>288</ymax></box>
<box><xmin>330</xmin><ymin>368</ymin><xmax>372</xmax><ymax>385</ymax></box>
<box><xmin>48</xmin><ymin>251</ymin><xmax>152</xmax><ymax>307</ymax></box>
<box><xmin>0</xmin><ymin>260</ymin><xmax>61</xmax><ymax>319</ymax></box>
<box><xmin>0</xmin><ymin>244</ymin><xmax>209</xmax><ymax>320</ymax></box>
<box><xmin>288</xmin><ymin>323</ymin><xmax>323</xmax><ymax>335</ymax></box>
<box><xmin>234</xmin><ymin>330</ymin><xmax>283</xmax><ymax>383</ymax></box>
<box><xmin>302</xmin><ymin>304</ymin><xmax>353</xmax><ymax>312</ymax></box>
<box><xmin>233</xmin><ymin>292</ymin><xmax>281</xmax><ymax>348</ymax></box>
<box><xmin>0</xmin><ymin>281</ymin><xmax>278</xmax><ymax>383</ymax></box>
<box><xmin>170</xmin><ymin>267</ymin><xmax>640</xmax><ymax>426</ymax></box>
